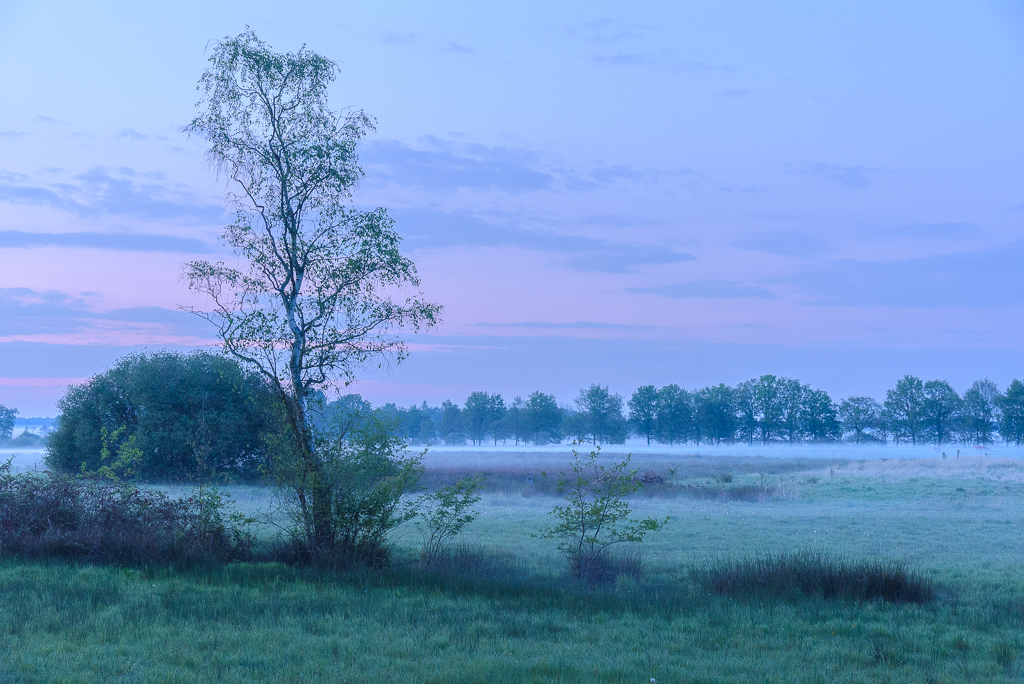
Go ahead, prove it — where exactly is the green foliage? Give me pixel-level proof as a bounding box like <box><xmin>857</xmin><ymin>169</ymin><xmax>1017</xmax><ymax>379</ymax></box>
<box><xmin>0</xmin><ymin>405</ymin><xmax>16</xmax><ymax>442</ymax></box>
<box><xmin>573</xmin><ymin>385</ymin><xmax>627</xmax><ymax>445</ymax></box>
<box><xmin>998</xmin><ymin>379</ymin><xmax>1024</xmax><ymax>445</ymax></box>
<box><xmin>46</xmin><ymin>350</ymin><xmax>280</xmax><ymax>482</ymax></box>
<box><xmin>654</xmin><ymin>383</ymin><xmax>693</xmax><ymax>445</ymax></box>
<box><xmin>884</xmin><ymin>375</ymin><xmax>926</xmax><ymax>444</ymax></box>
<box><xmin>960</xmin><ymin>379</ymin><xmax>1000</xmax><ymax>444</ymax></box>
<box><xmin>735</xmin><ymin>374</ymin><xmax>793</xmax><ymax>444</ymax></box>
<box><xmin>5</xmin><ymin>432</ymin><xmax>43</xmax><ymax>447</ymax></box>
<box><xmin>270</xmin><ymin>411</ymin><xmax>422</xmax><ymax>566</ymax></box>
<box><xmin>415</xmin><ymin>475</ymin><xmax>484</xmax><ymax>565</ymax></box>
<box><xmin>463</xmin><ymin>392</ymin><xmax>506</xmax><ymax>446</ymax></box>
<box><xmin>344</xmin><ymin>374</ymin><xmax>1024</xmax><ymax>448</ymax></box>
<box><xmin>537</xmin><ymin>447</ymin><xmax>666</xmax><ymax>582</ymax></box>
<box><xmin>520</xmin><ymin>391</ymin><xmax>562</xmax><ymax>444</ymax></box>
<box><xmin>503</xmin><ymin>395</ymin><xmax>526</xmax><ymax>445</ymax></box>
<box><xmin>183</xmin><ymin>28</ymin><xmax>439</xmax><ymax>428</ymax></box>
<box><xmin>627</xmin><ymin>385</ymin><xmax>658</xmax><ymax>445</ymax></box>
<box><xmin>87</xmin><ymin>425</ymin><xmax>144</xmax><ymax>481</ymax></box>
<box><xmin>561</xmin><ymin>410</ymin><xmax>588</xmax><ymax>444</ymax></box>
<box><xmin>438</xmin><ymin>399</ymin><xmax>463</xmax><ymax>444</ymax></box>
<box><xmin>184</xmin><ymin>30</ymin><xmax>440</xmax><ymax>562</ymax></box>
<box><xmin>0</xmin><ymin>459</ymin><xmax>248</xmax><ymax>567</ymax></box>
<box><xmin>800</xmin><ymin>387</ymin><xmax>841</xmax><ymax>441</ymax></box>
<box><xmin>694</xmin><ymin>383</ymin><xmax>736</xmax><ymax>444</ymax></box>
<box><xmin>921</xmin><ymin>379</ymin><xmax>961</xmax><ymax>445</ymax></box>
<box><xmin>839</xmin><ymin>396</ymin><xmax>884</xmax><ymax>443</ymax></box>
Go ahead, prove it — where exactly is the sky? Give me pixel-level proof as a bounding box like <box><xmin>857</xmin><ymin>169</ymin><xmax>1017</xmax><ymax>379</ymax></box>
<box><xmin>1</xmin><ymin>0</ymin><xmax>1023</xmax><ymax>416</ymax></box>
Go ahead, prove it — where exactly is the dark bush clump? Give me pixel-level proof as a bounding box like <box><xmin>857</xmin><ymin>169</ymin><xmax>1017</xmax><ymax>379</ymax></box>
<box><xmin>0</xmin><ymin>460</ymin><xmax>252</xmax><ymax>567</ymax></box>
<box><xmin>46</xmin><ymin>350</ymin><xmax>281</xmax><ymax>483</ymax></box>
<box><xmin>694</xmin><ymin>550</ymin><xmax>934</xmax><ymax>603</ymax></box>
<box><xmin>569</xmin><ymin>546</ymin><xmax>645</xmax><ymax>585</ymax></box>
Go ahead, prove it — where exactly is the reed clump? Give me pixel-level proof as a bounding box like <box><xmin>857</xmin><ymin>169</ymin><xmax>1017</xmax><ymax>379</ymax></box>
<box><xmin>694</xmin><ymin>549</ymin><xmax>934</xmax><ymax>603</ymax></box>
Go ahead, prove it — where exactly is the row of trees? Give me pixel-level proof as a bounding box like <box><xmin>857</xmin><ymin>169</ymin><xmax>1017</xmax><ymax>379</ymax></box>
<box><xmin>43</xmin><ymin>362</ymin><xmax>1024</xmax><ymax>481</ymax></box>
<box><xmin>380</xmin><ymin>375</ymin><xmax>1024</xmax><ymax>447</ymax></box>
<box><xmin>379</xmin><ymin>391</ymin><xmax>566</xmax><ymax>446</ymax></box>
<box><xmin>627</xmin><ymin>375</ymin><xmax>1024</xmax><ymax>446</ymax></box>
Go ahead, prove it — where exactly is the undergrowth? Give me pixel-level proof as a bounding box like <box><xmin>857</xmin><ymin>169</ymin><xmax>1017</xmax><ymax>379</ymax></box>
<box><xmin>694</xmin><ymin>549</ymin><xmax>935</xmax><ymax>603</ymax></box>
<box><xmin>0</xmin><ymin>460</ymin><xmax>251</xmax><ymax>567</ymax></box>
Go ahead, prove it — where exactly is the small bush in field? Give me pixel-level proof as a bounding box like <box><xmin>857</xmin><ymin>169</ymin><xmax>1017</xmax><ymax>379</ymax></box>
<box><xmin>537</xmin><ymin>446</ymin><xmax>667</xmax><ymax>583</ymax></box>
<box><xmin>0</xmin><ymin>459</ymin><xmax>248</xmax><ymax>567</ymax></box>
<box><xmin>415</xmin><ymin>475</ymin><xmax>483</xmax><ymax>566</ymax></box>
<box><xmin>694</xmin><ymin>549</ymin><xmax>934</xmax><ymax>603</ymax></box>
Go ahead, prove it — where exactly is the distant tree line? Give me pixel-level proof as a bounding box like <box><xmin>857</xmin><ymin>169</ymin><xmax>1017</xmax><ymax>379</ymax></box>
<box><xmin>46</xmin><ymin>353</ymin><xmax>1024</xmax><ymax>484</ymax></box>
<box><xmin>380</xmin><ymin>375</ymin><xmax>1024</xmax><ymax>448</ymax></box>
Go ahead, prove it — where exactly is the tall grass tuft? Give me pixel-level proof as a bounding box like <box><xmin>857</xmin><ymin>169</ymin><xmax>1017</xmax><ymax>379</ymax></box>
<box><xmin>694</xmin><ymin>549</ymin><xmax>934</xmax><ymax>603</ymax></box>
<box><xmin>567</xmin><ymin>546</ymin><xmax>645</xmax><ymax>585</ymax></box>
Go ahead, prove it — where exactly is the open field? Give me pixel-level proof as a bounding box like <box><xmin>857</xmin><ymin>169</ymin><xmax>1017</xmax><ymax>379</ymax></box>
<box><xmin>2</xmin><ymin>448</ymin><xmax>1023</xmax><ymax>682</ymax></box>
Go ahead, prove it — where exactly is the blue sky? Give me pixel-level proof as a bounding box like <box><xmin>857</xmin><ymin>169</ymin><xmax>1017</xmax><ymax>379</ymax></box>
<box><xmin>1</xmin><ymin>1</ymin><xmax>1023</xmax><ymax>415</ymax></box>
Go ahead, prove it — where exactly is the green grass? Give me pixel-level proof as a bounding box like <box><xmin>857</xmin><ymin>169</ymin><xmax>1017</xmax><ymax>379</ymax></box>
<box><xmin>2</xmin><ymin>453</ymin><xmax>1023</xmax><ymax>682</ymax></box>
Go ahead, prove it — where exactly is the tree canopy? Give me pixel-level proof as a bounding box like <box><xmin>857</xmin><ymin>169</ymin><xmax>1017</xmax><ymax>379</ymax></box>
<box><xmin>46</xmin><ymin>351</ymin><xmax>280</xmax><ymax>481</ymax></box>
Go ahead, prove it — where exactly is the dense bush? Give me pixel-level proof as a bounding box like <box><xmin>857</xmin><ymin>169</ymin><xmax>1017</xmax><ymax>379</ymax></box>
<box><xmin>0</xmin><ymin>460</ymin><xmax>252</xmax><ymax>567</ymax></box>
<box><xmin>694</xmin><ymin>550</ymin><xmax>934</xmax><ymax>603</ymax></box>
<box><xmin>47</xmin><ymin>350</ymin><xmax>282</xmax><ymax>482</ymax></box>
<box><xmin>6</xmin><ymin>432</ymin><xmax>45</xmax><ymax>447</ymax></box>
<box><xmin>270</xmin><ymin>412</ymin><xmax>422</xmax><ymax>567</ymax></box>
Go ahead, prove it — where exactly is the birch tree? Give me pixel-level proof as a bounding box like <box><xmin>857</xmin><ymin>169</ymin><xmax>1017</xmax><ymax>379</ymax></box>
<box><xmin>184</xmin><ymin>30</ymin><xmax>440</xmax><ymax>558</ymax></box>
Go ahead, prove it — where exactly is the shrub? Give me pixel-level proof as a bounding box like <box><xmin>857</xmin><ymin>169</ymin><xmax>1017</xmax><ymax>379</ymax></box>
<box><xmin>537</xmin><ymin>447</ymin><xmax>667</xmax><ymax>583</ymax></box>
<box><xmin>269</xmin><ymin>413</ymin><xmax>422</xmax><ymax>567</ymax></box>
<box><xmin>46</xmin><ymin>350</ymin><xmax>281</xmax><ymax>482</ymax></box>
<box><xmin>6</xmin><ymin>432</ymin><xmax>45</xmax><ymax>448</ymax></box>
<box><xmin>0</xmin><ymin>459</ymin><xmax>249</xmax><ymax>567</ymax></box>
<box><xmin>694</xmin><ymin>549</ymin><xmax>934</xmax><ymax>603</ymax></box>
<box><xmin>415</xmin><ymin>475</ymin><xmax>483</xmax><ymax>566</ymax></box>
<box><xmin>568</xmin><ymin>545</ymin><xmax>644</xmax><ymax>584</ymax></box>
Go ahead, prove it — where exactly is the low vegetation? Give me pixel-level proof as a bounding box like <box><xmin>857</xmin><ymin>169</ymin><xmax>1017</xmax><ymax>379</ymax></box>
<box><xmin>2</xmin><ymin>451</ymin><xmax>1023</xmax><ymax>681</ymax></box>
<box><xmin>415</xmin><ymin>475</ymin><xmax>484</xmax><ymax>565</ymax></box>
<box><xmin>694</xmin><ymin>550</ymin><xmax>934</xmax><ymax>603</ymax></box>
<box><xmin>537</xmin><ymin>447</ymin><xmax>667</xmax><ymax>582</ymax></box>
<box><xmin>0</xmin><ymin>459</ymin><xmax>251</xmax><ymax>567</ymax></box>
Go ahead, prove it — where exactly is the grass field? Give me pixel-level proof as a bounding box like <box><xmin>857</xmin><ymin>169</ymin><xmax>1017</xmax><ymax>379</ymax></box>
<box><xmin>1</xmin><ymin>449</ymin><xmax>1023</xmax><ymax>682</ymax></box>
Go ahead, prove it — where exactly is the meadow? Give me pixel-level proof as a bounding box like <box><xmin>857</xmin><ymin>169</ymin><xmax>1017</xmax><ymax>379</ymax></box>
<box><xmin>1</xmin><ymin>446</ymin><xmax>1023</xmax><ymax>682</ymax></box>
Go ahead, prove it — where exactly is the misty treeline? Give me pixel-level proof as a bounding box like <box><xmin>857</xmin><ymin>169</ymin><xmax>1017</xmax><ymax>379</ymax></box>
<box><xmin>0</xmin><ymin>404</ymin><xmax>45</xmax><ymax>448</ymax></box>
<box><xmin>44</xmin><ymin>351</ymin><xmax>1024</xmax><ymax>484</ymax></box>
<box><xmin>379</xmin><ymin>374</ymin><xmax>1024</xmax><ymax>448</ymax></box>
